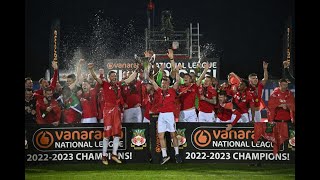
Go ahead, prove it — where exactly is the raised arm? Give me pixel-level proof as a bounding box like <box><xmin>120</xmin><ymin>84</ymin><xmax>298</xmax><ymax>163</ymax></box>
<box><xmin>87</xmin><ymin>63</ymin><xmax>103</xmax><ymax>85</ymax></box>
<box><xmin>148</xmin><ymin>76</ymin><xmax>160</xmax><ymax>90</ymax></box>
<box><xmin>123</xmin><ymin>68</ymin><xmax>138</xmax><ymax>84</ymax></box>
<box><xmin>156</xmin><ymin>64</ymin><xmax>165</xmax><ymax>86</ymax></box>
<box><xmin>196</xmin><ymin>62</ymin><xmax>209</xmax><ymax>86</ymax></box>
<box><xmin>226</xmin><ymin>109</ymin><xmax>242</xmax><ymax>131</ymax></box>
<box><xmin>283</xmin><ymin>60</ymin><xmax>295</xmax><ymax>83</ymax></box>
<box><xmin>228</xmin><ymin>72</ymin><xmax>241</xmax><ymax>94</ymax></box>
<box><xmin>172</xmin><ymin>64</ymin><xmax>182</xmax><ymax>90</ymax></box>
<box><xmin>261</xmin><ymin>61</ymin><xmax>269</xmax><ymax>86</ymax></box>
<box><xmin>50</xmin><ymin>61</ymin><xmax>58</xmax><ymax>89</ymax></box>
<box><xmin>167</xmin><ymin>49</ymin><xmax>176</xmax><ymax>78</ymax></box>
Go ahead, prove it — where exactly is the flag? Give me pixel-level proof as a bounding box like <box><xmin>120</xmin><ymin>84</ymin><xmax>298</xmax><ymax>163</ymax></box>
<box><xmin>63</xmin><ymin>95</ymin><xmax>82</xmax><ymax>114</ymax></box>
<box><xmin>71</xmin><ymin>104</ymin><xmax>82</xmax><ymax>114</ymax></box>
<box><xmin>254</xmin><ymin>122</ymin><xmax>289</xmax><ymax>154</ymax></box>
<box><xmin>62</xmin><ymin>94</ymin><xmax>82</xmax><ymax>124</ymax></box>
<box><xmin>69</xmin><ymin>95</ymin><xmax>82</xmax><ymax>114</ymax></box>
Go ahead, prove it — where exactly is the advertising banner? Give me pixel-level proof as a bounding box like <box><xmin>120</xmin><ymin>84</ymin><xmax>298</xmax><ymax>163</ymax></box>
<box><xmin>104</xmin><ymin>57</ymin><xmax>219</xmax><ymax>81</ymax></box>
<box><xmin>26</xmin><ymin>119</ymin><xmax>295</xmax><ymax>164</ymax></box>
<box><xmin>25</xmin><ymin>123</ymin><xmax>150</xmax><ymax>164</ymax></box>
<box><xmin>149</xmin><ymin>115</ymin><xmax>295</xmax><ymax>164</ymax></box>
<box><xmin>49</xmin><ymin>19</ymin><xmax>60</xmax><ymax>78</ymax></box>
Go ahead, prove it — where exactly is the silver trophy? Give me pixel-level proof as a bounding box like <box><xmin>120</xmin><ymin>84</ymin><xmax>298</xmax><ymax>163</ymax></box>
<box><xmin>135</xmin><ymin>53</ymin><xmax>156</xmax><ymax>84</ymax></box>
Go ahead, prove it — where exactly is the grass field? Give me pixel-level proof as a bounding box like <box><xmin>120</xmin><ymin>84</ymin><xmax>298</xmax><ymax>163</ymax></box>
<box><xmin>25</xmin><ymin>162</ymin><xmax>295</xmax><ymax>180</ymax></box>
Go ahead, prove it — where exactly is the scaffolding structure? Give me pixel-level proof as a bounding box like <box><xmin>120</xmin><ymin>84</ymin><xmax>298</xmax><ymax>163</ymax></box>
<box><xmin>145</xmin><ymin>23</ymin><xmax>201</xmax><ymax>60</ymax></box>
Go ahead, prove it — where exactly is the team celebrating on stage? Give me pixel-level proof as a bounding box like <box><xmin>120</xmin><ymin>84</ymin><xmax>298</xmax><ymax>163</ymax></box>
<box><xmin>25</xmin><ymin>49</ymin><xmax>295</xmax><ymax>165</ymax></box>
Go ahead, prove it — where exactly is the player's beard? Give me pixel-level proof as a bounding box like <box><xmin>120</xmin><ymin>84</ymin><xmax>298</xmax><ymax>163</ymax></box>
<box><xmin>162</xmin><ymin>85</ymin><xmax>169</xmax><ymax>90</ymax></box>
<box><xmin>110</xmin><ymin>79</ymin><xmax>116</xmax><ymax>84</ymax></box>
<box><xmin>280</xmin><ymin>87</ymin><xmax>287</xmax><ymax>92</ymax></box>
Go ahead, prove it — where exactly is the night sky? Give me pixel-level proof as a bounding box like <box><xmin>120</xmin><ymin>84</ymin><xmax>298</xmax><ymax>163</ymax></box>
<box><xmin>25</xmin><ymin>0</ymin><xmax>295</xmax><ymax>81</ymax></box>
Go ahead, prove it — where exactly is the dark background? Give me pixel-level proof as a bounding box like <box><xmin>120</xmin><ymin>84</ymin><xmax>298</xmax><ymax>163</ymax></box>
<box><xmin>25</xmin><ymin>0</ymin><xmax>295</xmax><ymax>81</ymax></box>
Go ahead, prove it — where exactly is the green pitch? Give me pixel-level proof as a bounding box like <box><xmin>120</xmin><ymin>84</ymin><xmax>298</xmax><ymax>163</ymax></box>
<box><xmin>25</xmin><ymin>163</ymin><xmax>295</xmax><ymax>180</ymax></box>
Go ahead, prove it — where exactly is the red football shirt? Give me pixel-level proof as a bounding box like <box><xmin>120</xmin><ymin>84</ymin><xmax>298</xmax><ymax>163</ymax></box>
<box><xmin>102</xmin><ymin>81</ymin><xmax>123</xmax><ymax>106</ymax></box>
<box><xmin>215</xmin><ymin>102</ymin><xmax>241</xmax><ymax>126</ymax></box>
<box><xmin>179</xmin><ymin>83</ymin><xmax>199</xmax><ymax>110</ymax></box>
<box><xmin>78</xmin><ymin>86</ymin><xmax>99</xmax><ymax>118</ymax></box>
<box><xmin>248</xmin><ymin>81</ymin><xmax>264</xmax><ymax>107</ymax></box>
<box><xmin>198</xmin><ymin>85</ymin><xmax>217</xmax><ymax>113</ymax></box>
<box><xmin>270</xmin><ymin>88</ymin><xmax>294</xmax><ymax>121</ymax></box>
<box><xmin>232</xmin><ymin>90</ymin><xmax>254</xmax><ymax>114</ymax></box>
<box><xmin>36</xmin><ymin>98</ymin><xmax>61</xmax><ymax>124</ymax></box>
<box><xmin>122</xmin><ymin>80</ymin><xmax>142</xmax><ymax>108</ymax></box>
<box><xmin>215</xmin><ymin>103</ymin><xmax>233</xmax><ymax>121</ymax></box>
<box><xmin>156</xmin><ymin>88</ymin><xmax>177</xmax><ymax>113</ymax></box>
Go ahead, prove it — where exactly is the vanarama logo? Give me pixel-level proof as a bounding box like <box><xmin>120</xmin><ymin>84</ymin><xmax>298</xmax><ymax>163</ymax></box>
<box><xmin>191</xmin><ymin>126</ymin><xmax>256</xmax><ymax>150</ymax></box>
<box><xmin>106</xmin><ymin>62</ymin><xmax>139</xmax><ymax>70</ymax></box>
<box><xmin>33</xmin><ymin>127</ymin><xmax>126</xmax><ymax>152</ymax></box>
<box><xmin>193</xmin><ymin>130</ymin><xmax>211</xmax><ymax>148</ymax></box>
<box><xmin>35</xmin><ymin>131</ymin><xmax>54</xmax><ymax>149</ymax></box>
